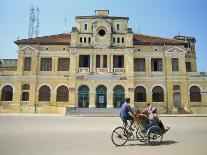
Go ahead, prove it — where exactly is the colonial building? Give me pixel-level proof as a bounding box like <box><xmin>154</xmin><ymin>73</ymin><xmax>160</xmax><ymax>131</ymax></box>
<box><xmin>0</xmin><ymin>10</ymin><xmax>207</xmax><ymax>114</ymax></box>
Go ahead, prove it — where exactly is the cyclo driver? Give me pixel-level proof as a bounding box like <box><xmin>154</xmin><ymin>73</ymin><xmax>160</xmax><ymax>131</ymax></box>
<box><xmin>119</xmin><ymin>98</ymin><xmax>135</xmax><ymax>131</ymax></box>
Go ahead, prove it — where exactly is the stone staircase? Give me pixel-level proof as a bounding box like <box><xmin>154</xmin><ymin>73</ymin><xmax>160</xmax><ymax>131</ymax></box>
<box><xmin>65</xmin><ymin>108</ymin><xmax>120</xmax><ymax>117</ymax></box>
<box><xmin>66</xmin><ymin>107</ymin><xmax>139</xmax><ymax>117</ymax></box>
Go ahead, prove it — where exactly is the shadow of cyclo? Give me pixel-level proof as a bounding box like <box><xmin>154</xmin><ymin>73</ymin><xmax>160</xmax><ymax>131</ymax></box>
<box><xmin>120</xmin><ymin>140</ymin><xmax>178</xmax><ymax>147</ymax></box>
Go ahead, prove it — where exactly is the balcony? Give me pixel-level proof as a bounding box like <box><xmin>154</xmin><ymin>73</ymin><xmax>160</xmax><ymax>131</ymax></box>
<box><xmin>96</xmin><ymin>68</ymin><xmax>108</xmax><ymax>74</ymax></box>
<box><xmin>114</xmin><ymin>68</ymin><xmax>125</xmax><ymax>73</ymax></box>
<box><xmin>79</xmin><ymin>67</ymin><xmax>89</xmax><ymax>74</ymax></box>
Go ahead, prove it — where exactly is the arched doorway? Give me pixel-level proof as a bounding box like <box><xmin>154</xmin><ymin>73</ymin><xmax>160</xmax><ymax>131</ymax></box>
<box><xmin>173</xmin><ymin>85</ymin><xmax>181</xmax><ymax>108</ymax></box>
<box><xmin>1</xmin><ymin>85</ymin><xmax>13</xmax><ymax>101</ymax></box>
<box><xmin>56</xmin><ymin>85</ymin><xmax>69</xmax><ymax>102</ymax></box>
<box><xmin>38</xmin><ymin>85</ymin><xmax>51</xmax><ymax>101</ymax></box>
<box><xmin>189</xmin><ymin>86</ymin><xmax>201</xmax><ymax>102</ymax></box>
<box><xmin>152</xmin><ymin>86</ymin><xmax>164</xmax><ymax>102</ymax></box>
<box><xmin>78</xmin><ymin>85</ymin><xmax>89</xmax><ymax>108</ymax></box>
<box><xmin>96</xmin><ymin>85</ymin><xmax>107</xmax><ymax>108</ymax></box>
<box><xmin>113</xmin><ymin>85</ymin><xmax>125</xmax><ymax>108</ymax></box>
<box><xmin>134</xmin><ymin>86</ymin><xmax>146</xmax><ymax>102</ymax></box>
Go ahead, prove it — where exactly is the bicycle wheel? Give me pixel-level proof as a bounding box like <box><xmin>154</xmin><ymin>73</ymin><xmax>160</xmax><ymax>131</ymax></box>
<box><xmin>111</xmin><ymin>126</ymin><xmax>128</xmax><ymax>146</ymax></box>
<box><xmin>136</xmin><ymin>126</ymin><xmax>147</xmax><ymax>142</ymax></box>
<box><xmin>147</xmin><ymin>126</ymin><xmax>163</xmax><ymax>145</ymax></box>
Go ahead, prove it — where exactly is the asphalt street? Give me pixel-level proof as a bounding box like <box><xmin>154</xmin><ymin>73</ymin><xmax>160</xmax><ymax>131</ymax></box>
<box><xmin>0</xmin><ymin>116</ymin><xmax>207</xmax><ymax>155</ymax></box>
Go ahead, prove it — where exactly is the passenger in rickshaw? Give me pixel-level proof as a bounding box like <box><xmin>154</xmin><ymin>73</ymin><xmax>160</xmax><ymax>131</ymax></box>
<box><xmin>145</xmin><ymin>103</ymin><xmax>169</xmax><ymax>133</ymax></box>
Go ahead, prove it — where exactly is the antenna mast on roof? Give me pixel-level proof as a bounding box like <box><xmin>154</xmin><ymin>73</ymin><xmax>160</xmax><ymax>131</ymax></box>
<box><xmin>28</xmin><ymin>4</ymin><xmax>40</xmax><ymax>38</ymax></box>
<box><xmin>36</xmin><ymin>7</ymin><xmax>40</xmax><ymax>37</ymax></box>
<box><xmin>28</xmin><ymin>4</ymin><xmax>36</xmax><ymax>38</ymax></box>
<box><xmin>64</xmin><ymin>14</ymin><xmax>67</xmax><ymax>33</ymax></box>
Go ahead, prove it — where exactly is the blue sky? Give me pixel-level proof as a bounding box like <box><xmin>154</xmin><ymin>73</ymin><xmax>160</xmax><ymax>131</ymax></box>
<box><xmin>0</xmin><ymin>0</ymin><xmax>206</xmax><ymax>71</ymax></box>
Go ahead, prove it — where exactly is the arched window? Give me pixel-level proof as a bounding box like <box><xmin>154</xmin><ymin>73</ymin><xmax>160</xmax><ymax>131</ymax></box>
<box><xmin>134</xmin><ymin>86</ymin><xmax>146</xmax><ymax>102</ymax></box>
<box><xmin>117</xmin><ymin>37</ymin><xmax>120</xmax><ymax>43</ymax></box>
<box><xmin>152</xmin><ymin>86</ymin><xmax>164</xmax><ymax>102</ymax></box>
<box><xmin>56</xmin><ymin>85</ymin><xmax>69</xmax><ymax>102</ymax></box>
<box><xmin>190</xmin><ymin>86</ymin><xmax>201</xmax><ymax>102</ymax></box>
<box><xmin>39</xmin><ymin>85</ymin><xmax>51</xmax><ymax>101</ymax></box>
<box><xmin>1</xmin><ymin>85</ymin><xmax>13</xmax><ymax>101</ymax></box>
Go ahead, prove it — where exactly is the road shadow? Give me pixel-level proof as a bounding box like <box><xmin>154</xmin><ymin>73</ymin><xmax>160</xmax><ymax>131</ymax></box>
<box><xmin>120</xmin><ymin>140</ymin><xmax>178</xmax><ymax>147</ymax></box>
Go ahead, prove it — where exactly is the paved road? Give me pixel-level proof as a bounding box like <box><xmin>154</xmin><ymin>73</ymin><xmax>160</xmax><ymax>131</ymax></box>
<box><xmin>0</xmin><ymin>116</ymin><xmax>207</xmax><ymax>155</ymax></box>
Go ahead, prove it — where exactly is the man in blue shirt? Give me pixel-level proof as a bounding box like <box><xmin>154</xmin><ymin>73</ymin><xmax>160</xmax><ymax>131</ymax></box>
<box><xmin>120</xmin><ymin>98</ymin><xmax>134</xmax><ymax>130</ymax></box>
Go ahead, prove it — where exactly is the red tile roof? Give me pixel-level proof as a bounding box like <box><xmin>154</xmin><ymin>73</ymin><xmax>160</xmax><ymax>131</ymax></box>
<box><xmin>14</xmin><ymin>33</ymin><xmax>71</xmax><ymax>45</ymax></box>
<box><xmin>133</xmin><ymin>34</ymin><xmax>187</xmax><ymax>45</ymax></box>
<box><xmin>14</xmin><ymin>33</ymin><xmax>187</xmax><ymax>46</ymax></box>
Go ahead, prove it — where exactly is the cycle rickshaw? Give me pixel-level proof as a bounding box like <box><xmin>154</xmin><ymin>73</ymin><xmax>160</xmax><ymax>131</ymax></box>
<box><xmin>111</xmin><ymin>113</ymin><xmax>169</xmax><ymax>146</ymax></box>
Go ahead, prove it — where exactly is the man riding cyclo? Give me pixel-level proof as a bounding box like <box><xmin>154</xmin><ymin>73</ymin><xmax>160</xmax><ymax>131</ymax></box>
<box><xmin>120</xmin><ymin>100</ymin><xmax>169</xmax><ymax>133</ymax></box>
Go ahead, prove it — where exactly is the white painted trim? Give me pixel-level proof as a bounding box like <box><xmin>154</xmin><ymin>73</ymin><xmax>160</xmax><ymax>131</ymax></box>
<box><xmin>164</xmin><ymin>46</ymin><xmax>186</xmax><ymax>54</ymax></box>
<box><xmin>37</xmin><ymin>83</ymin><xmax>53</xmax><ymax>92</ymax></box>
<box><xmin>19</xmin><ymin>45</ymin><xmax>38</xmax><ymax>51</ymax></box>
<box><xmin>150</xmin><ymin>84</ymin><xmax>166</xmax><ymax>93</ymax></box>
<box><xmin>77</xmin><ymin>83</ymin><xmax>91</xmax><ymax>91</ymax></box>
<box><xmin>0</xmin><ymin>83</ymin><xmax>15</xmax><ymax>92</ymax></box>
<box><xmin>54</xmin><ymin>84</ymin><xmax>69</xmax><ymax>92</ymax></box>
<box><xmin>188</xmin><ymin>84</ymin><xmax>203</xmax><ymax>92</ymax></box>
<box><xmin>134</xmin><ymin>84</ymin><xmax>148</xmax><ymax>93</ymax></box>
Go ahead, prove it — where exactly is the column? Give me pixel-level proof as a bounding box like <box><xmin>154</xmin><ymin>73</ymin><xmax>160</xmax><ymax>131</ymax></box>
<box><xmin>147</xmin><ymin>92</ymin><xmax>152</xmax><ymax>104</ymax></box>
<box><xmin>89</xmin><ymin>90</ymin><xmax>96</xmax><ymax>108</ymax></box>
<box><xmin>107</xmin><ymin>54</ymin><xmax>110</xmax><ymax>72</ymax></box>
<box><xmin>50</xmin><ymin>91</ymin><xmax>56</xmax><ymax>106</ymax></box>
<box><xmin>76</xmin><ymin>54</ymin><xmax>79</xmax><ymax>73</ymax></box>
<box><xmin>90</xmin><ymin>54</ymin><xmax>93</xmax><ymax>72</ymax></box>
<box><xmin>100</xmin><ymin>55</ymin><xmax>103</xmax><ymax>68</ymax></box>
<box><xmin>110</xmin><ymin>54</ymin><xmax>113</xmax><ymax>72</ymax></box>
<box><xmin>107</xmin><ymin>90</ymin><xmax>113</xmax><ymax>108</ymax></box>
<box><xmin>93</xmin><ymin>54</ymin><xmax>96</xmax><ymax>73</ymax></box>
<box><xmin>12</xmin><ymin>82</ymin><xmax>21</xmax><ymax>106</ymax></box>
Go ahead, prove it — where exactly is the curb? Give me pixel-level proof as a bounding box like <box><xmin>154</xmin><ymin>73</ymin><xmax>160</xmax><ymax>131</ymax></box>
<box><xmin>1</xmin><ymin>113</ymin><xmax>207</xmax><ymax>117</ymax></box>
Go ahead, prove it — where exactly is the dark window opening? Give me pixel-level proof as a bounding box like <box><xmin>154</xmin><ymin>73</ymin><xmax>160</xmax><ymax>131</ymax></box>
<box><xmin>117</xmin><ymin>24</ymin><xmax>120</xmax><ymax>31</ymax></box>
<box><xmin>84</xmin><ymin>24</ymin><xmax>87</xmax><ymax>31</ymax></box>
<box><xmin>172</xmin><ymin>58</ymin><xmax>179</xmax><ymax>71</ymax></box>
<box><xmin>79</xmin><ymin>55</ymin><xmax>90</xmax><ymax>67</ymax></box>
<box><xmin>122</xmin><ymin>37</ymin><xmax>124</xmax><ymax>43</ymax></box>
<box><xmin>190</xmin><ymin>86</ymin><xmax>201</xmax><ymax>102</ymax></box>
<box><xmin>186</xmin><ymin>62</ymin><xmax>192</xmax><ymax>72</ymax></box>
<box><xmin>134</xmin><ymin>86</ymin><xmax>146</xmax><ymax>102</ymax></box>
<box><xmin>39</xmin><ymin>85</ymin><xmax>51</xmax><ymax>101</ymax></box>
<box><xmin>151</xmin><ymin>58</ymin><xmax>163</xmax><ymax>71</ymax></box>
<box><xmin>1</xmin><ymin>85</ymin><xmax>13</xmax><ymax>101</ymax></box>
<box><xmin>152</xmin><ymin>86</ymin><xmax>164</xmax><ymax>102</ymax></box>
<box><xmin>40</xmin><ymin>58</ymin><xmax>52</xmax><ymax>71</ymax></box>
<box><xmin>80</xmin><ymin>37</ymin><xmax>82</xmax><ymax>43</ymax></box>
<box><xmin>117</xmin><ymin>38</ymin><xmax>120</xmax><ymax>43</ymax></box>
<box><xmin>113</xmin><ymin>55</ymin><xmax>124</xmax><ymax>68</ymax></box>
<box><xmin>84</xmin><ymin>37</ymin><xmax>87</xmax><ymax>43</ymax></box>
<box><xmin>56</xmin><ymin>85</ymin><xmax>69</xmax><ymax>102</ymax></box>
<box><xmin>103</xmin><ymin>55</ymin><xmax>107</xmax><ymax>68</ymax></box>
<box><xmin>58</xmin><ymin>58</ymin><xmax>70</xmax><ymax>71</ymax></box>
<box><xmin>23</xmin><ymin>57</ymin><xmax>31</xmax><ymax>71</ymax></box>
<box><xmin>134</xmin><ymin>58</ymin><xmax>145</xmax><ymax>72</ymax></box>
<box><xmin>88</xmin><ymin>37</ymin><xmax>91</xmax><ymax>43</ymax></box>
<box><xmin>98</xmin><ymin>29</ymin><xmax>106</xmax><ymax>36</ymax></box>
<box><xmin>96</xmin><ymin>55</ymin><xmax>100</xmax><ymax>68</ymax></box>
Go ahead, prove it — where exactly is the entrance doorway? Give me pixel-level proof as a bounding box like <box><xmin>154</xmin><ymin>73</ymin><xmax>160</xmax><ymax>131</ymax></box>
<box><xmin>113</xmin><ymin>85</ymin><xmax>125</xmax><ymax>108</ymax></box>
<box><xmin>96</xmin><ymin>85</ymin><xmax>107</xmax><ymax>108</ymax></box>
<box><xmin>173</xmin><ymin>92</ymin><xmax>181</xmax><ymax>108</ymax></box>
<box><xmin>78</xmin><ymin>85</ymin><xmax>89</xmax><ymax>108</ymax></box>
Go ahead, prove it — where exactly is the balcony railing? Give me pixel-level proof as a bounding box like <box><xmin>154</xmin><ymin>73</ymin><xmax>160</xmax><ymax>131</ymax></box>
<box><xmin>114</xmin><ymin>68</ymin><xmax>125</xmax><ymax>73</ymax></box>
<box><xmin>79</xmin><ymin>67</ymin><xmax>89</xmax><ymax>74</ymax></box>
<box><xmin>96</xmin><ymin>68</ymin><xmax>108</xmax><ymax>73</ymax></box>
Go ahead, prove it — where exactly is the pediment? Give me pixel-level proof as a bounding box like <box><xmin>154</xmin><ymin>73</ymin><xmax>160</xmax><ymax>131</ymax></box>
<box><xmin>19</xmin><ymin>45</ymin><xmax>38</xmax><ymax>52</ymax></box>
<box><xmin>164</xmin><ymin>46</ymin><xmax>186</xmax><ymax>57</ymax></box>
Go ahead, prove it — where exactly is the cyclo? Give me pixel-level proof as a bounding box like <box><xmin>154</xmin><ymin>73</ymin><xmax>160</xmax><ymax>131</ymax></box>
<box><xmin>111</xmin><ymin>111</ymin><xmax>169</xmax><ymax>146</ymax></box>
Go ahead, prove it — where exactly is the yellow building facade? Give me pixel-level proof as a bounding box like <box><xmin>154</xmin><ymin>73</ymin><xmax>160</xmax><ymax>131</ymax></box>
<box><xmin>0</xmin><ymin>10</ymin><xmax>207</xmax><ymax>114</ymax></box>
